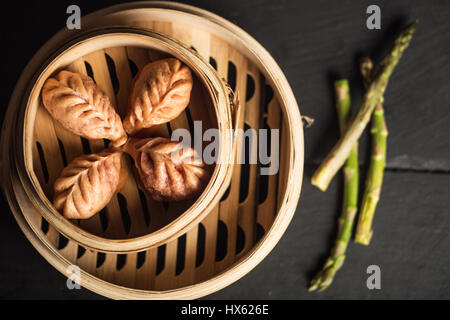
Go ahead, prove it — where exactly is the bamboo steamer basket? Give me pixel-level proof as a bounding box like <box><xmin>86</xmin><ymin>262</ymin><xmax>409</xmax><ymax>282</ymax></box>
<box><xmin>1</xmin><ymin>1</ymin><xmax>304</xmax><ymax>299</ymax></box>
<box><xmin>18</xmin><ymin>27</ymin><xmax>237</xmax><ymax>253</ymax></box>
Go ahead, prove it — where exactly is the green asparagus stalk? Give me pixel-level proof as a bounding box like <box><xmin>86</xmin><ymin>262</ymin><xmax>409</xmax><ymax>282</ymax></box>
<box><xmin>309</xmin><ymin>79</ymin><xmax>359</xmax><ymax>292</ymax></box>
<box><xmin>311</xmin><ymin>21</ymin><xmax>417</xmax><ymax>191</ymax></box>
<box><xmin>354</xmin><ymin>57</ymin><xmax>388</xmax><ymax>245</ymax></box>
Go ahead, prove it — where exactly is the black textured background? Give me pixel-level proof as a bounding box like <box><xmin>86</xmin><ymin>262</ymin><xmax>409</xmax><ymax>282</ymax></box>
<box><xmin>1</xmin><ymin>0</ymin><xmax>449</xmax><ymax>299</ymax></box>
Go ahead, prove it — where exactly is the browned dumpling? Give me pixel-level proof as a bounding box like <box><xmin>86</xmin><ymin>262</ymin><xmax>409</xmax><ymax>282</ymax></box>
<box><xmin>124</xmin><ymin>137</ymin><xmax>208</xmax><ymax>201</ymax></box>
<box><xmin>53</xmin><ymin>149</ymin><xmax>126</xmax><ymax>219</ymax></box>
<box><xmin>123</xmin><ymin>58</ymin><xmax>193</xmax><ymax>135</ymax></box>
<box><xmin>42</xmin><ymin>70</ymin><xmax>127</xmax><ymax>147</ymax></box>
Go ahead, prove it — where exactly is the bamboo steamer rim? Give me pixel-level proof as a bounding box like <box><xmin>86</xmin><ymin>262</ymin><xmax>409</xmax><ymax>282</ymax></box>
<box><xmin>18</xmin><ymin>27</ymin><xmax>236</xmax><ymax>253</ymax></box>
<box><xmin>0</xmin><ymin>1</ymin><xmax>304</xmax><ymax>299</ymax></box>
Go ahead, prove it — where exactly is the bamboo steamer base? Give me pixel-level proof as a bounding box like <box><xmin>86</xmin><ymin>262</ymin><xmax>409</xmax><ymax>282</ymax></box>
<box><xmin>1</xmin><ymin>1</ymin><xmax>304</xmax><ymax>299</ymax></box>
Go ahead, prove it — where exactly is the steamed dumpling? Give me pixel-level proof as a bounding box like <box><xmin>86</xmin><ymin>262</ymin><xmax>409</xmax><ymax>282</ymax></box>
<box><xmin>123</xmin><ymin>58</ymin><xmax>193</xmax><ymax>135</ymax></box>
<box><xmin>124</xmin><ymin>137</ymin><xmax>208</xmax><ymax>201</ymax></box>
<box><xmin>53</xmin><ymin>148</ymin><xmax>125</xmax><ymax>219</ymax></box>
<box><xmin>42</xmin><ymin>70</ymin><xmax>127</xmax><ymax>147</ymax></box>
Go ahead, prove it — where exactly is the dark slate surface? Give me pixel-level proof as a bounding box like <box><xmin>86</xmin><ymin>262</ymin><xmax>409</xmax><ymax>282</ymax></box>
<box><xmin>1</xmin><ymin>0</ymin><xmax>449</xmax><ymax>299</ymax></box>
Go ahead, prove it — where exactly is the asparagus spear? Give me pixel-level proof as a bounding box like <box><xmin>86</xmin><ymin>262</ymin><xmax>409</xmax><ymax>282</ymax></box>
<box><xmin>311</xmin><ymin>21</ymin><xmax>417</xmax><ymax>191</ymax></box>
<box><xmin>309</xmin><ymin>79</ymin><xmax>359</xmax><ymax>291</ymax></box>
<box><xmin>354</xmin><ymin>57</ymin><xmax>388</xmax><ymax>245</ymax></box>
